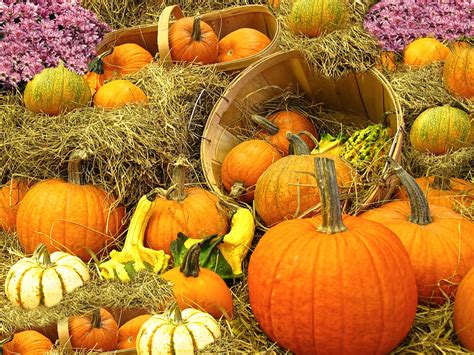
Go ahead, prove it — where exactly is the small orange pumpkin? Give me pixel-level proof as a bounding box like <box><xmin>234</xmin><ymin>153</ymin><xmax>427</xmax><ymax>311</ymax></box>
<box><xmin>83</xmin><ymin>71</ymin><xmax>104</xmax><ymax>96</ymax></box>
<box><xmin>443</xmin><ymin>46</ymin><xmax>474</xmax><ymax>100</ymax></box>
<box><xmin>169</xmin><ymin>16</ymin><xmax>218</xmax><ymax>64</ymax></box>
<box><xmin>217</xmin><ymin>28</ymin><xmax>271</xmax><ymax>63</ymax></box>
<box><xmin>93</xmin><ymin>80</ymin><xmax>148</xmax><ymax>109</ymax></box>
<box><xmin>102</xmin><ymin>44</ymin><xmax>153</xmax><ymax>80</ymax></box>
<box><xmin>376</xmin><ymin>51</ymin><xmax>398</xmax><ymax>71</ymax></box>
<box><xmin>117</xmin><ymin>314</ymin><xmax>152</xmax><ymax>350</ymax></box>
<box><xmin>454</xmin><ymin>267</ymin><xmax>474</xmax><ymax>350</ymax></box>
<box><xmin>0</xmin><ymin>179</ymin><xmax>33</xmax><ymax>232</ymax></box>
<box><xmin>403</xmin><ymin>37</ymin><xmax>451</xmax><ymax>67</ymax></box>
<box><xmin>2</xmin><ymin>330</ymin><xmax>53</xmax><ymax>355</ymax></box>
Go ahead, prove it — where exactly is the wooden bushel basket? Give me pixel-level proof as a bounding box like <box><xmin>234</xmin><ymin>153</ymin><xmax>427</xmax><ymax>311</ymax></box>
<box><xmin>96</xmin><ymin>4</ymin><xmax>280</xmax><ymax>73</ymax></box>
<box><xmin>200</xmin><ymin>50</ymin><xmax>404</xmax><ymax>215</ymax></box>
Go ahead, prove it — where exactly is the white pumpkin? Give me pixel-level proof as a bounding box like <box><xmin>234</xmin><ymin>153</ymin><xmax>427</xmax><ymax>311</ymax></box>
<box><xmin>136</xmin><ymin>307</ymin><xmax>221</xmax><ymax>354</ymax></box>
<box><xmin>5</xmin><ymin>243</ymin><xmax>90</xmax><ymax>309</ymax></box>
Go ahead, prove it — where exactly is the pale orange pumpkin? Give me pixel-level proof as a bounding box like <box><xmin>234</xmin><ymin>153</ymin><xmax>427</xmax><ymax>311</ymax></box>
<box><xmin>404</xmin><ymin>37</ymin><xmax>451</xmax><ymax>67</ymax></box>
<box><xmin>93</xmin><ymin>80</ymin><xmax>148</xmax><ymax>109</ymax></box>
<box><xmin>102</xmin><ymin>44</ymin><xmax>153</xmax><ymax>80</ymax></box>
<box><xmin>117</xmin><ymin>314</ymin><xmax>152</xmax><ymax>350</ymax></box>
<box><xmin>443</xmin><ymin>46</ymin><xmax>474</xmax><ymax>100</ymax></box>
<box><xmin>217</xmin><ymin>28</ymin><xmax>271</xmax><ymax>63</ymax></box>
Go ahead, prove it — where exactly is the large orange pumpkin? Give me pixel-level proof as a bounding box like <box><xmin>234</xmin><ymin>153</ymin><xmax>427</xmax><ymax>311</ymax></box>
<box><xmin>69</xmin><ymin>308</ymin><xmax>119</xmax><ymax>351</ymax></box>
<box><xmin>0</xmin><ymin>179</ymin><xmax>32</xmax><ymax>232</ymax></box>
<box><xmin>254</xmin><ymin>133</ymin><xmax>353</xmax><ymax>226</ymax></box>
<box><xmin>162</xmin><ymin>242</ymin><xmax>234</xmax><ymax>319</ymax></box>
<box><xmin>117</xmin><ymin>314</ymin><xmax>152</xmax><ymax>350</ymax></box>
<box><xmin>443</xmin><ymin>46</ymin><xmax>474</xmax><ymax>100</ymax></box>
<box><xmin>403</xmin><ymin>37</ymin><xmax>451</xmax><ymax>67</ymax></box>
<box><xmin>361</xmin><ymin>159</ymin><xmax>474</xmax><ymax>305</ymax></box>
<box><xmin>2</xmin><ymin>330</ymin><xmax>53</xmax><ymax>355</ymax></box>
<box><xmin>169</xmin><ymin>17</ymin><xmax>218</xmax><ymax>64</ymax></box>
<box><xmin>221</xmin><ymin>139</ymin><xmax>282</xmax><ymax>203</ymax></box>
<box><xmin>454</xmin><ymin>267</ymin><xmax>474</xmax><ymax>351</ymax></box>
<box><xmin>101</xmin><ymin>44</ymin><xmax>153</xmax><ymax>80</ymax></box>
<box><xmin>93</xmin><ymin>79</ymin><xmax>148</xmax><ymax>109</ymax></box>
<box><xmin>144</xmin><ymin>156</ymin><xmax>228</xmax><ymax>254</ymax></box>
<box><xmin>248</xmin><ymin>157</ymin><xmax>418</xmax><ymax>354</ymax></box>
<box><xmin>217</xmin><ymin>28</ymin><xmax>271</xmax><ymax>63</ymax></box>
<box><xmin>16</xmin><ymin>150</ymin><xmax>126</xmax><ymax>261</ymax></box>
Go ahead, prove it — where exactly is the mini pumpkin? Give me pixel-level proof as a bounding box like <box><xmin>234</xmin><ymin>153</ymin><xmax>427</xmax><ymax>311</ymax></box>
<box><xmin>443</xmin><ymin>46</ymin><xmax>474</xmax><ymax>100</ymax></box>
<box><xmin>0</xmin><ymin>179</ymin><xmax>32</xmax><ymax>232</ymax></box>
<box><xmin>117</xmin><ymin>314</ymin><xmax>152</xmax><ymax>350</ymax></box>
<box><xmin>454</xmin><ymin>267</ymin><xmax>474</xmax><ymax>351</ymax></box>
<box><xmin>136</xmin><ymin>306</ymin><xmax>221</xmax><ymax>354</ymax></box>
<box><xmin>93</xmin><ymin>79</ymin><xmax>148</xmax><ymax>109</ymax></box>
<box><xmin>5</xmin><ymin>243</ymin><xmax>90</xmax><ymax>309</ymax></box>
<box><xmin>217</xmin><ymin>28</ymin><xmax>271</xmax><ymax>63</ymax></box>
<box><xmin>403</xmin><ymin>37</ymin><xmax>451</xmax><ymax>67</ymax></box>
<box><xmin>101</xmin><ymin>44</ymin><xmax>153</xmax><ymax>80</ymax></box>
<box><xmin>2</xmin><ymin>330</ymin><xmax>53</xmax><ymax>355</ymax></box>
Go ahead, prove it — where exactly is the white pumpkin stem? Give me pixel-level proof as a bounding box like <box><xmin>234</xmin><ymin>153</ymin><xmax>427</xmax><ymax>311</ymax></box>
<box><xmin>166</xmin><ymin>302</ymin><xmax>184</xmax><ymax>324</ymax></box>
<box><xmin>68</xmin><ymin>149</ymin><xmax>88</xmax><ymax>185</ymax></box>
<box><xmin>34</xmin><ymin>243</ymin><xmax>53</xmax><ymax>266</ymax></box>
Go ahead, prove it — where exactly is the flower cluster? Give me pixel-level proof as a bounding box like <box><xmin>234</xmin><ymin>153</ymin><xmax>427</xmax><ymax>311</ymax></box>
<box><xmin>0</xmin><ymin>0</ymin><xmax>110</xmax><ymax>89</ymax></box>
<box><xmin>364</xmin><ymin>0</ymin><xmax>473</xmax><ymax>52</ymax></box>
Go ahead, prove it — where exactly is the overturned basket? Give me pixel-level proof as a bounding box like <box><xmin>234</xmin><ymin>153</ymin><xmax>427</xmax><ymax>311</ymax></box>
<box><xmin>200</xmin><ymin>50</ymin><xmax>404</xmax><ymax>215</ymax></box>
<box><xmin>96</xmin><ymin>4</ymin><xmax>280</xmax><ymax>72</ymax></box>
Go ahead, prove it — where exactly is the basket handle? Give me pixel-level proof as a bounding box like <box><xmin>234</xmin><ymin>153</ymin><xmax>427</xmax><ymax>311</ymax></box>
<box><xmin>57</xmin><ymin>318</ymin><xmax>73</xmax><ymax>354</ymax></box>
<box><xmin>158</xmin><ymin>5</ymin><xmax>185</xmax><ymax>64</ymax></box>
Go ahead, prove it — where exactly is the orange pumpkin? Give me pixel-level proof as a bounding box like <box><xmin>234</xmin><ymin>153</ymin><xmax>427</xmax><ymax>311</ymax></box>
<box><xmin>248</xmin><ymin>157</ymin><xmax>418</xmax><ymax>354</ymax></box>
<box><xmin>454</xmin><ymin>267</ymin><xmax>474</xmax><ymax>351</ymax></box>
<box><xmin>376</xmin><ymin>51</ymin><xmax>398</xmax><ymax>71</ymax></box>
<box><xmin>221</xmin><ymin>139</ymin><xmax>282</xmax><ymax>203</ymax></box>
<box><xmin>162</xmin><ymin>242</ymin><xmax>234</xmax><ymax>319</ymax></box>
<box><xmin>403</xmin><ymin>37</ymin><xmax>451</xmax><ymax>67</ymax></box>
<box><xmin>16</xmin><ymin>150</ymin><xmax>126</xmax><ymax>261</ymax></box>
<box><xmin>101</xmin><ymin>44</ymin><xmax>153</xmax><ymax>80</ymax></box>
<box><xmin>144</xmin><ymin>156</ymin><xmax>228</xmax><ymax>254</ymax></box>
<box><xmin>2</xmin><ymin>330</ymin><xmax>53</xmax><ymax>355</ymax></box>
<box><xmin>93</xmin><ymin>80</ymin><xmax>148</xmax><ymax>109</ymax></box>
<box><xmin>252</xmin><ymin>111</ymin><xmax>318</xmax><ymax>155</ymax></box>
<box><xmin>117</xmin><ymin>314</ymin><xmax>152</xmax><ymax>350</ymax></box>
<box><xmin>217</xmin><ymin>28</ymin><xmax>271</xmax><ymax>63</ymax></box>
<box><xmin>254</xmin><ymin>133</ymin><xmax>353</xmax><ymax>226</ymax></box>
<box><xmin>361</xmin><ymin>159</ymin><xmax>474</xmax><ymax>305</ymax></box>
<box><xmin>83</xmin><ymin>71</ymin><xmax>104</xmax><ymax>96</ymax></box>
<box><xmin>69</xmin><ymin>308</ymin><xmax>119</xmax><ymax>351</ymax></box>
<box><xmin>169</xmin><ymin>17</ymin><xmax>218</xmax><ymax>64</ymax></box>
<box><xmin>443</xmin><ymin>46</ymin><xmax>474</xmax><ymax>100</ymax></box>
<box><xmin>0</xmin><ymin>179</ymin><xmax>32</xmax><ymax>232</ymax></box>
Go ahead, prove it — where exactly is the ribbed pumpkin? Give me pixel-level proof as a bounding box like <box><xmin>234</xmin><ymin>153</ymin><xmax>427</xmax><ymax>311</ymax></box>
<box><xmin>136</xmin><ymin>307</ymin><xmax>221</xmax><ymax>354</ymax></box>
<box><xmin>248</xmin><ymin>157</ymin><xmax>418</xmax><ymax>354</ymax></box>
<box><xmin>396</xmin><ymin>175</ymin><xmax>474</xmax><ymax>211</ymax></box>
<box><xmin>23</xmin><ymin>62</ymin><xmax>91</xmax><ymax>116</ymax></box>
<box><xmin>5</xmin><ymin>244</ymin><xmax>90</xmax><ymax>309</ymax></box>
<box><xmin>221</xmin><ymin>139</ymin><xmax>282</xmax><ymax>202</ymax></box>
<box><xmin>169</xmin><ymin>17</ymin><xmax>218</xmax><ymax>64</ymax></box>
<box><xmin>454</xmin><ymin>267</ymin><xmax>474</xmax><ymax>351</ymax></box>
<box><xmin>252</xmin><ymin>111</ymin><xmax>318</xmax><ymax>155</ymax></box>
<box><xmin>254</xmin><ymin>133</ymin><xmax>353</xmax><ymax>227</ymax></box>
<box><xmin>117</xmin><ymin>314</ymin><xmax>152</xmax><ymax>350</ymax></box>
<box><xmin>443</xmin><ymin>46</ymin><xmax>474</xmax><ymax>100</ymax></box>
<box><xmin>16</xmin><ymin>150</ymin><xmax>126</xmax><ymax>261</ymax></box>
<box><xmin>69</xmin><ymin>308</ymin><xmax>119</xmax><ymax>351</ymax></box>
<box><xmin>403</xmin><ymin>37</ymin><xmax>451</xmax><ymax>67</ymax></box>
<box><xmin>144</xmin><ymin>156</ymin><xmax>228</xmax><ymax>254</ymax></box>
<box><xmin>93</xmin><ymin>80</ymin><xmax>148</xmax><ymax>109</ymax></box>
<box><xmin>0</xmin><ymin>179</ymin><xmax>32</xmax><ymax>232</ymax></box>
<box><xmin>287</xmin><ymin>0</ymin><xmax>349</xmax><ymax>38</ymax></box>
<box><xmin>217</xmin><ymin>28</ymin><xmax>271</xmax><ymax>63</ymax></box>
<box><xmin>409</xmin><ymin>105</ymin><xmax>473</xmax><ymax>155</ymax></box>
<box><xmin>2</xmin><ymin>330</ymin><xmax>53</xmax><ymax>355</ymax></box>
<box><xmin>101</xmin><ymin>44</ymin><xmax>153</xmax><ymax>80</ymax></box>
<box><xmin>361</xmin><ymin>159</ymin><xmax>474</xmax><ymax>305</ymax></box>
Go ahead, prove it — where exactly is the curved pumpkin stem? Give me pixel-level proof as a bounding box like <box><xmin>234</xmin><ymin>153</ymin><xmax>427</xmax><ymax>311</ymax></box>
<box><xmin>431</xmin><ymin>175</ymin><xmax>452</xmax><ymax>190</ymax></box>
<box><xmin>315</xmin><ymin>157</ymin><xmax>348</xmax><ymax>234</ymax></box>
<box><xmin>287</xmin><ymin>132</ymin><xmax>311</xmax><ymax>155</ymax></box>
<box><xmin>0</xmin><ymin>334</ymin><xmax>14</xmax><ymax>346</ymax></box>
<box><xmin>165</xmin><ymin>301</ymin><xmax>184</xmax><ymax>324</ymax></box>
<box><xmin>34</xmin><ymin>243</ymin><xmax>53</xmax><ymax>267</ymax></box>
<box><xmin>230</xmin><ymin>182</ymin><xmax>246</xmax><ymax>199</ymax></box>
<box><xmin>251</xmin><ymin>114</ymin><xmax>279</xmax><ymax>135</ymax></box>
<box><xmin>388</xmin><ymin>157</ymin><xmax>432</xmax><ymax>225</ymax></box>
<box><xmin>91</xmin><ymin>309</ymin><xmax>102</xmax><ymax>328</ymax></box>
<box><xmin>68</xmin><ymin>149</ymin><xmax>88</xmax><ymax>185</ymax></box>
<box><xmin>167</xmin><ymin>155</ymin><xmax>190</xmax><ymax>202</ymax></box>
<box><xmin>192</xmin><ymin>16</ymin><xmax>202</xmax><ymax>42</ymax></box>
<box><xmin>180</xmin><ymin>242</ymin><xmax>201</xmax><ymax>277</ymax></box>
<box><xmin>88</xmin><ymin>47</ymin><xmax>113</xmax><ymax>74</ymax></box>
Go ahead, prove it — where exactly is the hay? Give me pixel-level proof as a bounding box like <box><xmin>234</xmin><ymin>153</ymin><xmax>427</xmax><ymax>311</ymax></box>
<box><xmin>1</xmin><ymin>63</ymin><xmax>231</xmax><ymax>210</ymax></box>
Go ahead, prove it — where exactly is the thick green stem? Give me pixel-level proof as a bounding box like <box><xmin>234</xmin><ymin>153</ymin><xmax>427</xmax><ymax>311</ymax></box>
<box><xmin>91</xmin><ymin>309</ymin><xmax>102</xmax><ymax>328</ymax></box>
<box><xmin>315</xmin><ymin>157</ymin><xmax>348</xmax><ymax>234</ymax></box>
<box><xmin>251</xmin><ymin>114</ymin><xmax>279</xmax><ymax>135</ymax></box>
<box><xmin>287</xmin><ymin>132</ymin><xmax>311</xmax><ymax>155</ymax></box>
<box><xmin>166</xmin><ymin>302</ymin><xmax>183</xmax><ymax>324</ymax></box>
<box><xmin>88</xmin><ymin>47</ymin><xmax>113</xmax><ymax>74</ymax></box>
<box><xmin>388</xmin><ymin>157</ymin><xmax>432</xmax><ymax>225</ymax></box>
<box><xmin>67</xmin><ymin>149</ymin><xmax>88</xmax><ymax>185</ymax></box>
<box><xmin>180</xmin><ymin>242</ymin><xmax>201</xmax><ymax>277</ymax></box>
<box><xmin>192</xmin><ymin>17</ymin><xmax>202</xmax><ymax>42</ymax></box>
<box><xmin>431</xmin><ymin>175</ymin><xmax>452</xmax><ymax>190</ymax></box>
<box><xmin>34</xmin><ymin>243</ymin><xmax>52</xmax><ymax>267</ymax></box>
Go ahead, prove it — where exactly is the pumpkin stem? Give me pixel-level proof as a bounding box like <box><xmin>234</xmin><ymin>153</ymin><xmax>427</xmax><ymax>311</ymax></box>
<box><xmin>67</xmin><ymin>149</ymin><xmax>88</xmax><ymax>185</ymax></box>
<box><xmin>287</xmin><ymin>132</ymin><xmax>311</xmax><ymax>155</ymax></box>
<box><xmin>388</xmin><ymin>157</ymin><xmax>433</xmax><ymax>225</ymax></box>
<box><xmin>192</xmin><ymin>16</ymin><xmax>202</xmax><ymax>42</ymax></box>
<box><xmin>166</xmin><ymin>301</ymin><xmax>184</xmax><ymax>324</ymax></box>
<box><xmin>251</xmin><ymin>114</ymin><xmax>279</xmax><ymax>135</ymax></box>
<box><xmin>91</xmin><ymin>309</ymin><xmax>102</xmax><ymax>328</ymax></box>
<box><xmin>315</xmin><ymin>157</ymin><xmax>348</xmax><ymax>234</ymax></box>
<box><xmin>431</xmin><ymin>175</ymin><xmax>452</xmax><ymax>190</ymax></box>
<box><xmin>180</xmin><ymin>242</ymin><xmax>202</xmax><ymax>277</ymax></box>
<box><xmin>87</xmin><ymin>47</ymin><xmax>113</xmax><ymax>74</ymax></box>
<box><xmin>229</xmin><ymin>182</ymin><xmax>246</xmax><ymax>199</ymax></box>
<box><xmin>168</xmin><ymin>155</ymin><xmax>190</xmax><ymax>202</ymax></box>
<box><xmin>0</xmin><ymin>334</ymin><xmax>13</xmax><ymax>346</ymax></box>
<box><xmin>34</xmin><ymin>243</ymin><xmax>53</xmax><ymax>267</ymax></box>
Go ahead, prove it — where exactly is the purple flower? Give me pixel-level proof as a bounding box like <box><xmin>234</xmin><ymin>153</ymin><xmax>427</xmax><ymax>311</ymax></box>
<box><xmin>0</xmin><ymin>0</ymin><xmax>110</xmax><ymax>89</ymax></box>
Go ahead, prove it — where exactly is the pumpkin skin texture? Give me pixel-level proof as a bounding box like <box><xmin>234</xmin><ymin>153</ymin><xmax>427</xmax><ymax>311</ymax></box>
<box><xmin>69</xmin><ymin>308</ymin><xmax>119</xmax><ymax>351</ymax></box>
<box><xmin>83</xmin><ymin>71</ymin><xmax>104</xmax><ymax>96</ymax></box>
<box><xmin>16</xmin><ymin>150</ymin><xmax>126</xmax><ymax>261</ymax></box>
<box><xmin>5</xmin><ymin>244</ymin><xmax>90</xmax><ymax>309</ymax></box>
<box><xmin>403</xmin><ymin>37</ymin><xmax>451</xmax><ymax>67</ymax></box>
<box><xmin>136</xmin><ymin>308</ymin><xmax>221</xmax><ymax>354</ymax></box>
<box><xmin>443</xmin><ymin>46</ymin><xmax>474</xmax><ymax>100</ymax></box>
<box><xmin>248</xmin><ymin>157</ymin><xmax>417</xmax><ymax>354</ymax></box>
<box><xmin>93</xmin><ymin>80</ymin><xmax>148</xmax><ymax>109</ymax></box>
<box><xmin>0</xmin><ymin>179</ymin><xmax>32</xmax><ymax>232</ymax></box>
<box><xmin>409</xmin><ymin>105</ymin><xmax>473</xmax><ymax>155</ymax></box>
<box><xmin>287</xmin><ymin>0</ymin><xmax>349</xmax><ymax>38</ymax></box>
<box><xmin>23</xmin><ymin>62</ymin><xmax>91</xmax><ymax>116</ymax></box>
<box><xmin>217</xmin><ymin>28</ymin><xmax>271</xmax><ymax>63</ymax></box>
<box><xmin>2</xmin><ymin>330</ymin><xmax>53</xmax><ymax>355</ymax></box>
<box><xmin>221</xmin><ymin>139</ymin><xmax>282</xmax><ymax>203</ymax></box>
<box><xmin>102</xmin><ymin>43</ymin><xmax>153</xmax><ymax>80</ymax></box>
<box><xmin>454</xmin><ymin>267</ymin><xmax>474</xmax><ymax>350</ymax></box>
<box><xmin>162</xmin><ymin>243</ymin><xmax>234</xmax><ymax>319</ymax></box>
<box><xmin>361</xmin><ymin>160</ymin><xmax>474</xmax><ymax>305</ymax></box>
<box><xmin>169</xmin><ymin>17</ymin><xmax>218</xmax><ymax>64</ymax></box>
<box><xmin>117</xmin><ymin>314</ymin><xmax>152</xmax><ymax>350</ymax></box>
